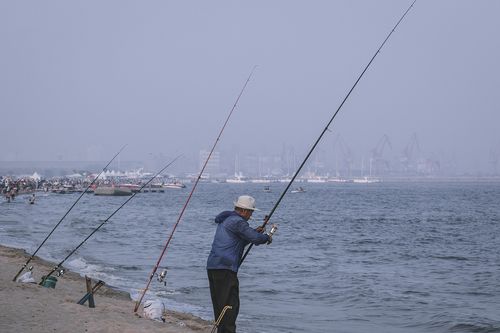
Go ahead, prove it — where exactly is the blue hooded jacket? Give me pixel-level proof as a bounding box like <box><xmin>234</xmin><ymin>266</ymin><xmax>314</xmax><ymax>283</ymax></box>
<box><xmin>207</xmin><ymin>210</ymin><xmax>270</xmax><ymax>273</ymax></box>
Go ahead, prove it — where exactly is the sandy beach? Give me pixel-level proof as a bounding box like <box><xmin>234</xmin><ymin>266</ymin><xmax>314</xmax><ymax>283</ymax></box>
<box><xmin>0</xmin><ymin>244</ymin><xmax>213</xmax><ymax>333</ymax></box>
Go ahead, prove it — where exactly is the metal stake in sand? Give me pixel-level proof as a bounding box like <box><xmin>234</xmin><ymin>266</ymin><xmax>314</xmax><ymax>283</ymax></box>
<box><xmin>240</xmin><ymin>0</ymin><xmax>418</xmax><ymax>267</ymax></box>
<box><xmin>39</xmin><ymin>155</ymin><xmax>182</xmax><ymax>286</ymax></box>
<box><xmin>134</xmin><ymin>66</ymin><xmax>257</xmax><ymax>312</ymax></box>
<box><xmin>12</xmin><ymin>145</ymin><xmax>127</xmax><ymax>282</ymax></box>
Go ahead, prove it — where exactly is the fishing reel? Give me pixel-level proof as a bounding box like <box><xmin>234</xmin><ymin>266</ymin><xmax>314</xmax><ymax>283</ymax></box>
<box><xmin>20</xmin><ymin>263</ymin><xmax>33</xmax><ymax>271</ymax></box>
<box><xmin>154</xmin><ymin>269</ymin><xmax>168</xmax><ymax>286</ymax></box>
<box><xmin>266</xmin><ymin>224</ymin><xmax>278</xmax><ymax>244</ymax></box>
<box><xmin>268</xmin><ymin>224</ymin><xmax>278</xmax><ymax>236</ymax></box>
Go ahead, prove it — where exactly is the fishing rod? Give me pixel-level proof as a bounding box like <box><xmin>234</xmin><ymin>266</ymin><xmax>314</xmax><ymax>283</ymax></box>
<box><xmin>240</xmin><ymin>0</ymin><xmax>417</xmax><ymax>266</ymax></box>
<box><xmin>12</xmin><ymin>145</ymin><xmax>127</xmax><ymax>282</ymax></box>
<box><xmin>134</xmin><ymin>66</ymin><xmax>257</xmax><ymax>312</ymax></box>
<box><xmin>39</xmin><ymin>154</ymin><xmax>182</xmax><ymax>285</ymax></box>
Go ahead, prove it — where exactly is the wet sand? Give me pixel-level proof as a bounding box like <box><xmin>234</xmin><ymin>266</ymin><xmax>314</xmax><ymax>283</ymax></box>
<box><xmin>0</xmin><ymin>244</ymin><xmax>212</xmax><ymax>333</ymax></box>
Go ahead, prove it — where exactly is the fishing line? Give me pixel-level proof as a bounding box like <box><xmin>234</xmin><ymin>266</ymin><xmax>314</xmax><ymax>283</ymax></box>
<box><xmin>39</xmin><ymin>154</ymin><xmax>182</xmax><ymax>285</ymax></box>
<box><xmin>240</xmin><ymin>0</ymin><xmax>417</xmax><ymax>266</ymax></box>
<box><xmin>134</xmin><ymin>66</ymin><xmax>257</xmax><ymax>312</ymax></box>
<box><xmin>12</xmin><ymin>145</ymin><xmax>127</xmax><ymax>282</ymax></box>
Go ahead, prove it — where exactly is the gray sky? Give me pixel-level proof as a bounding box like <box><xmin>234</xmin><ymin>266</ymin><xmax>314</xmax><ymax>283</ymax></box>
<box><xmin>1</xmin><ymin>1</ymin><xmax>499</xmax><ymax>174</ymax></box>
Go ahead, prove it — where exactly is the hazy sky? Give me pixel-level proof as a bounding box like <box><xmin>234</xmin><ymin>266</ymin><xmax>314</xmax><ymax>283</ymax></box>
<box><xmin>1</xmin><ymin>1</ymin><xmax>499</xmax><ymax>173</ymax></box>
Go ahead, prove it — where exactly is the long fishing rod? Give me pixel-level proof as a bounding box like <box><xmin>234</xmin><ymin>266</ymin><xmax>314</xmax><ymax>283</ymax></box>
<box><xmin>12</xmin><ymin>145</ymin><xmax>127</xmax><ymax>282</ymax></box>
<box><xmin>240</xmin><ymin>0</ymin><xmax>417</xmax><ymax>266</ymax></box>
<box><xmin>134</xmin><ymin>66</ymin><xmax>257</xmax><ymax>312</ymax></box>
<box><xmin>39</xmin><ymin>154</ymin><xmax>182</xmax><ymax>285</ymax></box>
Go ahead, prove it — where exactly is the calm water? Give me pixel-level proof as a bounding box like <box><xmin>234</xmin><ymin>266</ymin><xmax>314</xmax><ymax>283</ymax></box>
<box><xmin>1</xmin><ymin>182</ymin><xmax>500</xmax><ymax>333</ymax></box>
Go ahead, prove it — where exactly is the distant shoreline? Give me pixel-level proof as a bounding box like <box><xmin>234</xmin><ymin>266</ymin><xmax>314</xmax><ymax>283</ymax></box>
<box><xmin>1</xmin><ymin>160</ymin><xmax>499</xmax><ymax>181</ymax></box>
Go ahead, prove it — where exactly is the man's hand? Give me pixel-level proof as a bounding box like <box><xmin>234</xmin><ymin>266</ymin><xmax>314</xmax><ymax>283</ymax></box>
<box><xmin>255</xmin><ymin>226</ymin><xmax>266</xmax><ymax>233</ymax></box>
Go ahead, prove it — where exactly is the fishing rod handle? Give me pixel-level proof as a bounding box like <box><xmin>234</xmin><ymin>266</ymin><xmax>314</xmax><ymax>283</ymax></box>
<box><xmin>259</xmin><ymin>215</ymin><xmax>270</xmax><ymax>228</ymax></box>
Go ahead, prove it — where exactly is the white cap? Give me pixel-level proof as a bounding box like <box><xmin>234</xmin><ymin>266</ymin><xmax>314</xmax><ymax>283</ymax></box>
<box><xmin>234</xmin><ymin>195</ymin><xmax>259</xmax><ymax>211</ymax></box>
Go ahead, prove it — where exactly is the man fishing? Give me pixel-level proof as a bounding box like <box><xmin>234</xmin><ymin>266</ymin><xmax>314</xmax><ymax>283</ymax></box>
<box><xmin>207</xmin><ymin>195</ymin><xmax>272</xmax><ymax>333</ymax></box>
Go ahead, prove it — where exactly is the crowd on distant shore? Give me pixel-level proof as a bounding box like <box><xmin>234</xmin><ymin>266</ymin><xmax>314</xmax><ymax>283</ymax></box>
<box><xmin>1</xmin><ymin>174</ymin><xmax>175</xmax><ymax>201</ymax></box>
<box><xmin>1</xmin><ymin>176</ymin><xmax>38</xmax><ymax>201</ymax></box>
<box><xmin>1</xmin><ymin>175</ymin><xmax>92</xmax><ymax>200</ymax></box>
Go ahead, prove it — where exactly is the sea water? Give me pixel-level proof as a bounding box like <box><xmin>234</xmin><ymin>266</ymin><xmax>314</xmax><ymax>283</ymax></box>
<box><xmin>1</xmin><ymin>181</ymin><xmax>499</xmax><ymax>333</ymax></box>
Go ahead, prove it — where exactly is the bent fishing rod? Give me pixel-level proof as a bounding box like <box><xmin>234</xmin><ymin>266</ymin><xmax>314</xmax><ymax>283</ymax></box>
<box><xmin>134</xmin><ymin>66</ymin><xmax>257</xmax><ymax>312</ymax></box>
<box><xmin>39</xmin><ymin>154</ymin><xmax>181</xmax><ymax>285</ymax></box>
<box><xmin>240</xmin><ymin>0</ymin><xmax>417</xmax><ymax>266</ymax></box>
<box><xmin>12</xmin><ymin>145</ymin><xmax>126</xmax><ymax>282</ymax></box>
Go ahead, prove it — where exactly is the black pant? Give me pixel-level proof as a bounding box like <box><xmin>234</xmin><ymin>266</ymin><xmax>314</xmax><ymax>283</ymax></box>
<box><xmin>207</xmin><ymin>269</ymin><xmax>240</xmax><ymax>333</ymax></box>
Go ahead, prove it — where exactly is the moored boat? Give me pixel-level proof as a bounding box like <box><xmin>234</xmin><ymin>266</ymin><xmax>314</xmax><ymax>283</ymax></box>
<box><xmin>291</xmin><ymin>187</ymin><xmax>306</xmax><ymax>193</ymax></box>
<box><xmin>162</xmin><ymin>181</ymin><xmax>186</xmax><ymax>189</ymax></box>
<box><xmin>352</xmin><ymin>177</ymin><xmax>381</xmax><ymax>184</ymax></box>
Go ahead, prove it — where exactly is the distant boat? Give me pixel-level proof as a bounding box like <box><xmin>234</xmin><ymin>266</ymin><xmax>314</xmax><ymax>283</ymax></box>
<box><xmin>251</xmin><ymin>179</ymin><xmax>271</xmax><ymax>184</ymax></box>
<box><xmin>52</xmin><ymin>187</ymin><xmax>69</xmax><ymax>194</ymax></box>
<box><xmin>163</xmin><ymin>181</ymin><xmax>186</xmax><ymax>189</ymax></box>
<box><xmin>52</xmin><ymin>185</ymin><xmax>78</xmax><ymax>194</ymax></box>
<box><xmin>291</xmin><ymin>187</ymin><xmax>306</xmax><ymax>193</ymax></box>
<box><xmin>352</xmin><ymin>177</ymin><xmax>381</xmax><ymax>184</ymax></box>
<box><xmin>263</xmin><ymin>186</ymin><xmax>271</xmax><ymax>193</ymax></box>
<box><xmin>227</xmin><ymin>156</ymin><xmax>247</xmax><ymax>183</ymax></box>
<box><xmin>306</xmin><ymin>177</ymin><xmax>327</xmax><ymax>183</ymax></box>
<box><xmin>226</xmin><ymin>172</ymin><xmax>248</xmax><ymax>183</ymax></box>
<box><xmin>226</xmin><ymin>177</ymin><xmax>247</xmax><ymax>184</ymax></box>
<box><xmin>94</xmin><ymin>186</ymin><xmax>132</xmax><ymax>196</ymax></box>
<box><xmin>142</xmin><ymin>184</ymin><xmax>165</xmax><ymax>193</ymax></box>
<box><xmin>327</xmin><ymin>177</ymin><xmax>349</xmax><ymax>183</ymax></box>
<box><xmin>119</xmin><ymin>183</ymin><xmax>141</xmax><ymax>193</ymax></box>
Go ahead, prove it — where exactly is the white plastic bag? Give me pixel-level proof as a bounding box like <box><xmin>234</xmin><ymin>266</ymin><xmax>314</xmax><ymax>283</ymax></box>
<box><xmin>17</xmin><ymin>271</ymin><xmax>36</xmax><ymax>283</ymax></box>
<box><xmin>143</xmin><ymin>300</ymin><xmax>165</xmax><ymax>322</ymax></box>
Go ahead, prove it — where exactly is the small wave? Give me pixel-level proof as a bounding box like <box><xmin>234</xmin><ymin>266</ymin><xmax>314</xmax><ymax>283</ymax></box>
<box><xmin>1</xmin><ymin>228</ymin><xmax>29</xmax><ymax>236</ymax></box>
<box><xmin>68</xmin><ymin>217</ymin><xmax>89</xmax><ymax>226</ymax></box>
<box><xmin>415</xmin><ymin>313</ymin><xmax>500</xmax><ymax>333</ymax></box>
<box><xmin>402</xmin><ymin>290</ymin><xmax>431</xmax><ymax>297</ymax></box>
<box><xmin>255</xmin><ymin>288</ymin><xmax>280</xmax><ymax>295</ymax></box>
<box><xmin>66</xmin><ymin>257</ymin><xmax>95</xmax><ymax>270</ymax></box>
<box><xmin>162</xmin><ymin>299</ymin><xmax>211</xmax><ymax>321</ymax></box>
<box><xmin>464</xmin><ymin>291</ymin><xmax>494</xmax><ymax>297</ymax></box>
<box><xmin>342</xmin><ymin>316</ymin><xmax>371</xmax><ymax>322</ymax></box>
<box><xmin>155</xmin><ymin>289</ymin><xmax>182</xmax><ymax>297</ymax></box>
<box><xmin>176</xmin><ymin>286</ymin><xmax>207</xmax><ymax>295</ymax></box>
<box><xmin>65</xmin><ymin>257</ymin><xmax>120</xmax><ymax>282</ymax></box>
<box><xmin>0</xmin><ymin>219</ymin><xmax>18</xmax><ymax>225</ymax></box>
<box><xmin>116</xmin><ymin>264</ymin><xmax>141</xmax><ymax>271</ymax></box>
<box><xmin>399</xmin><ymin>253</ymin><xmax>420</xmax><ymax>260</ymax></box>
<box><xmin>0</xmin><ymin>201</ymin><xmax>25</xmax><ymax>206</ymax></box>
<box><xmin>354</xmin><ymin>239</ymin><xmax>382</xmax><ymax>245</ymax></box>
<box><xmin>433</xmin><ymin>255</ymin><xmax>469</xmax><ymax>261</ymax></box>
<box><xmin>346</xmin><ymin>249</ymin><xmax>375</xmax><ymax>254</ymax></box>
<box><xmin>449</xmin><ymin>322</ymin><xmax>500</xmax><ymax>332</ymax></box>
